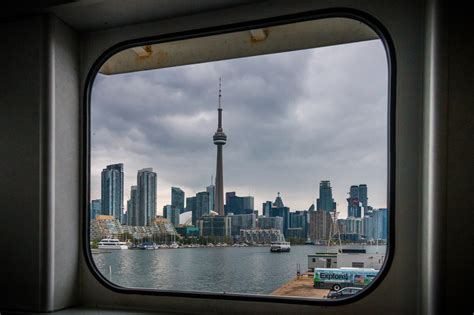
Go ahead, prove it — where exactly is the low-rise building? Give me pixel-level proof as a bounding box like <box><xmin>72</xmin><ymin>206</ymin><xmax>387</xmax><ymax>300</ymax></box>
<box><xmin>239</xmin><ymin>228</ymin><xmax>283</xmax><ymax>244</ymax></box>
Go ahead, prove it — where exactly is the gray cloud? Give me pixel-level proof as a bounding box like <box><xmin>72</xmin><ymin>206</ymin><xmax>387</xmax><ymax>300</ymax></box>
<box><xmin>91</xmin><ymin>39</ymin><xmax>388</xmax><ymax>217</ymax></box>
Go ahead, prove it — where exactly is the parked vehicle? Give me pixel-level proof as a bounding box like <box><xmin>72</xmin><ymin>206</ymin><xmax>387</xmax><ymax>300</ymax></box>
<box><xmin>314</xmin><ymin>268</ymin><xmax>378</xmax><ymax>290</ymax></box>
<box><xmin>327</xmin><ymin>287</ymin><xmax>363</xmax><ymax>299</ymax></box>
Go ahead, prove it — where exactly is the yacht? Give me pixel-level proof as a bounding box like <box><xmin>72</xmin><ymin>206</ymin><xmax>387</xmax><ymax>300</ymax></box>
<box><xmin>97</xmin><ymin>238</ymin><xmax>128</xmax><ymax>250</ymax></box>
<box><xmin>270</xmin><ymin>241</ymin><xmax>291</xmax><ymax>252</ymax></box>
<box><xmin>169</xmin><ymin>242</ymin><xmax>179</xmax><ymax>249</ymax></box>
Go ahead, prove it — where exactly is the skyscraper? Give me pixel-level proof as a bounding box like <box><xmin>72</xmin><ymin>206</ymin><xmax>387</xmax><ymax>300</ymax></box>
<box><xmin>213</xmin><ymin>78</ymin><xmax>227</xmax><ymax>216</ymax></box>
<box><xmin>186</xmin><ymin>196</ymin><xmax>196</xmax><ymax>213</ymax></box>
<box><xmin>171</xmin><ymin>187</ymin><xmax>185</xmax><ymax>214</ymax></box>
<box><xmin>91</xmin><ymin>199</ymin><xmax>101</xmax><ymax>220</ymax></box>
<box><xmin>128</xmin><ymin>185</ymin><xmax>138</xmax><ymax>225</ymax></box>
<box><xmin>316</xmin><ymin>180</ymin><xmax>336</xmax><ymax>212</ymax></box>
<box><xmin>346</xmin><ymin>184</ymin><xmax>368</xmax><ymax>218</ymax></box>
<box><xmin>101</xmin><ymin>163</ymin><xmax>124</xmax><ymax>220</ymax></box>
<box><xmin>269</xmin><ymin>193</ymin><xmax>290</xmax><ymax>237</ymax></box>
<box><xmin>225</xmin><ymin>192</ymin><xmax>236</xmax><ymax>206</ymax></box>
<box><xmin>206</xmin><ymin>184</ymin><xmax>215</xmax><ymax>212</ymax></box>
<box><xmin>137</xmin><ymin>168</ymin><xmax>157</xmax><ymax>226</ymax></box>
<box><xmin>226</xmin><ymin>194</ymin><xmax>255</xmax><ymax>215</ymax></box>
<box><xmin>347</xmin><ymin>185</ymin><xmax>362</xmax><ymax>218</ymax></box>
<box><xmin>163</xmin><ymin>204</ymin><xmax>179</xmax><ymax>226</ymax></box>
<box><xmin>358</xmin><ymin>184</ymin><xmax>368</xmax><ymax>215</ymax></box>
<box><xmin>262</xmin><ymin>201</ymin><xmax>273</xmax><ymax>217</ymax></box>
<box><xmin>193</xmin><ymin>191</ymin><xmax>209</xmax><ymax>226</ymax></box>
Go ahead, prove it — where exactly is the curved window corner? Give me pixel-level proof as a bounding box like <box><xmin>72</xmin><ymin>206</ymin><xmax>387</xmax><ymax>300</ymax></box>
<box><xmin>84</xmin><ymin>11</ymin><xmax>395</xmax><ymax>304</ymax></box>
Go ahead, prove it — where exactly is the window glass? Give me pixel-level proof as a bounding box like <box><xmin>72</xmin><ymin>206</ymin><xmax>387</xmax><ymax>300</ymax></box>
<box><xmin>88</xmin><ymin>17</ymin><xmax>389</xmax><ymax>300</ymax></box>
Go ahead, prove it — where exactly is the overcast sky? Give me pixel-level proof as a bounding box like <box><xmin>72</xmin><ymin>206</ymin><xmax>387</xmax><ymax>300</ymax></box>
<box><xmin>90</xmin><ymin>39</ymin><xmax>388</xmax><ymax>218</ymax></box>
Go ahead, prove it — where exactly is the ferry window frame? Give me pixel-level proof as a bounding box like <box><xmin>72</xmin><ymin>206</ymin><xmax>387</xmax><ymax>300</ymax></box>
<box><xmin>82</xmin><ymin>7</ymin><xmax>396</xmax><ymax>306</ymax></box>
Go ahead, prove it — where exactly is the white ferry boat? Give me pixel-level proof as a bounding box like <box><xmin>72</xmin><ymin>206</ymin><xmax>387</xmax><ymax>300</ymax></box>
<box><xmin>270</xmin><ymin>241</ymin><xmax>291</xmax><ymax>252</ymax></box>
<box><xmin>97</xmin><ymin>238</ymin><xmax>128</xmax><ymax>250</ymax></box>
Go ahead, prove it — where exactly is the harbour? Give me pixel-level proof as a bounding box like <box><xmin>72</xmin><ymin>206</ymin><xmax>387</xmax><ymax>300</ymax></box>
<box><xmin>93</xmin><ymin>245</ymin><xmax>317</xmax><ymax>294</ymax></box>
<box><xmin>92</xmin><ymin>244</ymin><xmax>386</xmax><ymax>297</ymax></box>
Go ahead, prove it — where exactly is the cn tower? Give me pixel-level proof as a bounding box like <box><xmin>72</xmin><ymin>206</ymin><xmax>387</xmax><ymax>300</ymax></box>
<box><xmin>213</xmin><ymin>78</ymin><xmax>227</xmax><ymax>216</ymax></box>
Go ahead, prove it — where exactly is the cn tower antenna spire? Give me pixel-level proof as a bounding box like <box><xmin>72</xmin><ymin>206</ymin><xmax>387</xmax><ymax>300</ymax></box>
<box><xmin>218</xmin><ymin>77</ymin><xmax>222</xmax><ymax>109</ymax></box>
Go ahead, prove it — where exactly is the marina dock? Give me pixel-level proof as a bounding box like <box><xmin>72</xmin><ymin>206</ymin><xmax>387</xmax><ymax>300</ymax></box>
<box><xmin>271</xmin><ymin>272</ymin><xmax>329</xmax><ymax>298</ymax></box>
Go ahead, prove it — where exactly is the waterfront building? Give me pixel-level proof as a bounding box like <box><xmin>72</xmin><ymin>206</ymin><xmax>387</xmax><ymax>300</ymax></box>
<box><xmin>287</xmin><ymin>227</ymin><xmax>305</xmax><ymax>239</ymax></box>
<box><xmin>309</xmin><ymin>210</ymin><xmax>333</xmax><ymax>241</ymax></box>
<box><xmin>193</xmin><ymin>191</ymin><xmax>210</xmax><ymax>226</ymax></box>
<box><xmin>363</xmin><ymin>215</ymin><xmax>374</xmax><ymax>240</ymax></box>
<box><xmin>337</xmin><ymin>218</ymin><xmax>347</xmax><ymax>234</ymax></box>
<box><xmin>206</xmin><ymin>184</ymin><xmax>215</xmax><ymax>212</ymax></box>
<box><xmin>345</xmin><ymin>216</ymin><xmax>363</xmax><ymax>235</ymax></box>
<box><xmin>213</xmin><ymin>78</ymin><xmax>227</xmax><ymax>216</ymax></box>
<box><xmin>316</xmin><ymin>180</ymin><xmax>336</xmax><ymax>212</ymax></box>
<box><xmin>90</xmin><ymin>215</ymin><xmax>177</xmax><ymax>243</ymax></box>
<box><xmin>163</xmin><ymin>204</ymin><xmax>179</xmax><ymax>226</ymax></box>
<box><xmin>175</xmin><ymin>226</ymin><xmax>200</xmax><ymax>237</ymax></box>
<box><xmin>171</xmin><ymin>187</ymin><xmax>185</xmax><ymax>214</ymax></box>
<box><xmin>239</xmin><ymin>229</ymin><xmax>283</xmax><ymax>244</ymax></box>
<box><xmin>227</xmin><ymin>213</ymin><xmax>256</xmax><ymax>238</ymax></box>
<box><xmin>137</xmin><ymin>168</ymin><xmax>157</xmax><ymax>226</ymax></box>
<box><xmin>100</xmin><ymin>163</ymin><xmax>124</xmax><ymax>220</ymax></box>
<box><xmin>196</xmin><ymin>215</ymin><xmax>231</xmax><ymax>237</ymax></box>
<box><xmin>373</xmin><ymin>208</ymin><xmax>388</xmax><ymax>240</ymax></box>
<box><xmin>339</xmin><ymin>233</ymin><xmax>363</xmax><ymax>242</ymax></box>
<box><xmin>178</xmin><ymin>211</ymin><xmax>193</xmax><ymax>226</ymax></box>
<box><xmin>91</xmin><ymin>199</ymin><xmax>101</xmax><ymax>220</ymax></box>
<box><xmin>257</xmin><ymin>216</ymin><xmax>283</xmax><ymax>233</ymax></box>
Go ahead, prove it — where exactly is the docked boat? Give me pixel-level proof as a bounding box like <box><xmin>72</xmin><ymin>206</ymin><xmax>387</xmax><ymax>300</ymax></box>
<box><xmin>97</xmin><ymin>238</ymin><xmax>128</xmax><ymax>250</ymax></box>
<box><xmin>138</xmin><ymin>242</ymin><xmax>157</xmax><ymax>250</ymax></box>
<box><xmin>270</xmin><ymin>241</ymin><xmax>291</xmax><ymax>252</ymax></box>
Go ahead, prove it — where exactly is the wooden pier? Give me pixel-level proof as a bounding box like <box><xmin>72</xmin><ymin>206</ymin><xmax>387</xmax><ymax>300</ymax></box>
<box><xmin>271</xmin><ymin>272</ymin><xmax>329</xmax><ymax>298</ymax></box>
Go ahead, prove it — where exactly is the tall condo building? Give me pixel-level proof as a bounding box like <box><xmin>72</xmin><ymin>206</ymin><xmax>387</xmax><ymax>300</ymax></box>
<box><xmin>347</xmin><ymin>184</ymin><xmax>367</xmax><ymax>218</ymax></box>
<box><xmin>262</xmin><ymin>201</ymin><xmax>273</xmax><ymax>217</ymax></box>
<box><xmin>213</xmin><ymin>78</ymin><xmax>227</xmax><ymax>216</ymax></box>
<box><xmin>90</xmin><ymin>199</ymin><xmax>101</xmax><ymax>220</ymax></box>
<box><xmin>101</xmin><ymin>163</ymin><xmax>124</xmax><ymax>220</ymax></box>
<box><xmin>206</xmin><ymin>184</ymin><xmax>215</xmax><ymax>212</ymax></box>
<box><xmin>163</xmin><ymin>204</ymin><xmax>179</xmax><ymax>226</ymax></box>
<box><xmin>193</xmin><ymin>191</ymin><xmax>210</xmax><ymax>226</ymax></box>
<box><xmin>316</xmin><ymin>180</ymin><xmax>336</xmax><ymax>212</ymax></box>
<box><xmin>127</xmin><ymin>186</ymin><xmax>138</xmax><ymax>225</ymax></box>
<box><xmin>171</xmin><ymin>187</ymin><xmax>185</xmax><ymax>214</ymax></box>
<box><xmin>358</xmin><ymin>184</ymin><xmax>368</xmax><ymax>215</ymax></box>
<box><xmin>137</xmin><ymin>168</ymin><xmax>157</xmax><ymax>226</ymax></box>
<box><xmin>226</xmin><ymin>194</ymin><xmax>255</xmax><ymax>215</ymax></box>
<box><xmin>186</xmin><ymin>196</ymin><xmax>196</xmax><ymax>213</ymax></box>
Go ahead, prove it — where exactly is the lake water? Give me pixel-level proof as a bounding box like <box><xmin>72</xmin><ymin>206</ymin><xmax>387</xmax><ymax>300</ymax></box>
<box><xmin>92</xmin><ymin>245</ymin><xmax>318</xmax><ymax>294</ymax></box>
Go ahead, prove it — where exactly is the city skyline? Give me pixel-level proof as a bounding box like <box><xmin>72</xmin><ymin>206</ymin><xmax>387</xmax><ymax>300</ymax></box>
<box><xmin>90</xmin><ymin>39</ymin><xmax>388</xmax><ymax>217</ymax></box>
<box><xmin>95</xmin><ymin>163</ymin><xmax>381</xmax><ymax>220</ymax></box>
